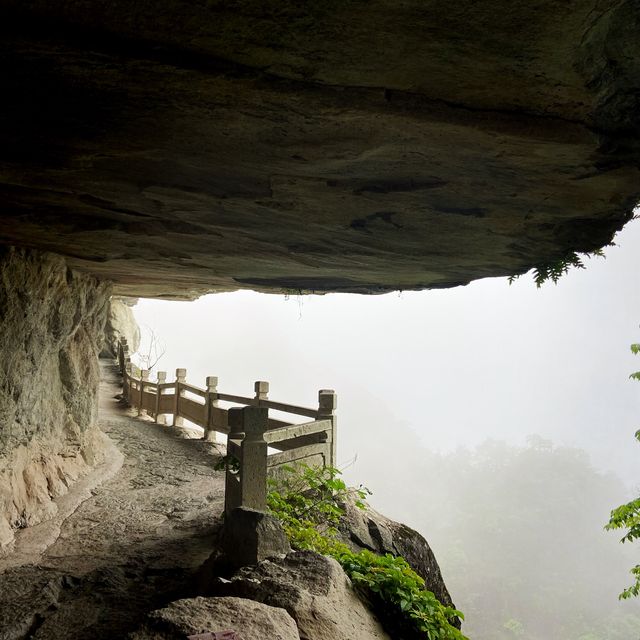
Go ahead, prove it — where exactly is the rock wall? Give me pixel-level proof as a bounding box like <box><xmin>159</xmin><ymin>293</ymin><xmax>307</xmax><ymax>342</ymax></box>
<box><xmin>1</xmin><ymin>2</ymin><xmax>639</xmax><ymax>297</ymax></box>
<box><xmin>0</xmin><ymin>247</ymin><xmax>111</xmax><ymax>549</ymax></box>
<box><xmin>101</xmin><ymin>297</ymin><xmax>140</xmax><ymax>359</ymax></box>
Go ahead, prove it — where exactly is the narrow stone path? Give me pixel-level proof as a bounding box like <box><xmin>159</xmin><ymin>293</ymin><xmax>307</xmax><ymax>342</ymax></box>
<box><xmin>0</xmin><ymin>361</ymin><xmax>225</xmax><ymax>640</ymax></box>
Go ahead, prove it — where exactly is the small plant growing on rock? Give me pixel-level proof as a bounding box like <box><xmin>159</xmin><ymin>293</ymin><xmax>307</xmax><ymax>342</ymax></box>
<box><xmin>267</xmin><ymin>463</ymin><xmax>468</xmax><ymax>640</ymax></box>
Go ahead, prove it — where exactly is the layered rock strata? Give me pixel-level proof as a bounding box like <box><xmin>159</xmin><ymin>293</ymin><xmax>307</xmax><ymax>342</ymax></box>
<box><xmin>0</xmin><ymin>248</ymin><xmax>111</xmax><ymax>549</ymax></box>
<box><xmin>0</xmin><ymin>1</ymin><xmax>639</xmax><ymax>296</ymax></box>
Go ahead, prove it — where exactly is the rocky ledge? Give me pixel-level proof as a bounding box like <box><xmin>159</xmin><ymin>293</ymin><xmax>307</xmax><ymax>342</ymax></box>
<box><xmin>0</xmin><ymin>1</ymin><xmax>639</xmax><ymax>297</ymax></box>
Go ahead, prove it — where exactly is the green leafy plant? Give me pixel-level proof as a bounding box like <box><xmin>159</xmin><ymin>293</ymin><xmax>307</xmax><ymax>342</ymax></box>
<box><xmin>605</xmin><ymin>429</ymin><xmax>640</xmax><ymax>599</ymax></box>
<box><xmin>508</xmin><ymin>248</ymin><xmax>606</xmax><ymax>287</ymax></box>
<box><xmin>213</xmin><ymin>453</ymin><xmax>240</xmax><ymax>473</ymax></box>
<box><xmin>267</xmin><ymin>463</ymin><xmax>467</xmax><ymax>639</ymax></box>
<box><xmin>604</xmin><ymin>341</ymin><xmax>640</xmax><ymax>599</ymax></box>
<box><xmin>341</xmin><ymin>549</ymin><xmax>467</xmax><ymax>640</ymax></box>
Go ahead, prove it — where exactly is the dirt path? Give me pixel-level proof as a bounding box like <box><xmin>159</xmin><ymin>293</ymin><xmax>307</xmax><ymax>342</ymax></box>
<box><xmin>0</xmin><ymin>361</ymin><xmax>225</xmax><ymax>640</ymax></box>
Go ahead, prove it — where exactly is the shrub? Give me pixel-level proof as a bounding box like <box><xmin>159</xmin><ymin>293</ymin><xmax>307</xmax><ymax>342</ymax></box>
<box><xmin>267</xmin><ymin>463</ymin><xmax>468</xmax><ymax>640</ymax></box>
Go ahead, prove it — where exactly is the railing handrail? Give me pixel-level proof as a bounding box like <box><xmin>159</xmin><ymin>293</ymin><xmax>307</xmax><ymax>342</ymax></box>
<box><xmin>116</xmin><ymin>338</ymin><xmax>337</xmax><ymax>514</ymax></box>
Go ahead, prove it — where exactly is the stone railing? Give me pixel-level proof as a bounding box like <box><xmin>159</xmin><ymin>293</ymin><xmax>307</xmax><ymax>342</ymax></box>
<box><xmin>116</xmin><ymin>339</ymin><xmax>336</xmax><ymax>514</ymax></box>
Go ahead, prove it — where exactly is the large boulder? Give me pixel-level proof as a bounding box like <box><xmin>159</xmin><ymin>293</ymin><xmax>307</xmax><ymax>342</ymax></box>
<box><xmin>338</xmin><ymin>498</ymin><xmax>455</xmax><ymax>610</ymax></box>
<box><xmin>211</xmin><ymin>550</ymin><xmax>390</xmax><ymax>640</ymax></box>
<box><xmin>130</xmin><ymin>596</ymin><xmax>300</xmax><ymax>640</ymax></box>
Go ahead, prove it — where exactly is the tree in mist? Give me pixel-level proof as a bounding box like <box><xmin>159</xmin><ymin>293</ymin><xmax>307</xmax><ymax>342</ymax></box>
<box><xmin>371</xmin><ymin>437</ymin><xmax>640</xmax><ymax>640</ymax></box>
<box><xmin>605</xmin><ymin>342</ymin><xmax>640</xmax><ymax>600</ymax></box>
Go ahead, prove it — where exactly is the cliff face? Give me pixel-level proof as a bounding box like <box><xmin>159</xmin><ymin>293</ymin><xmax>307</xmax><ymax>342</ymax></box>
<box><xmin>0</xmin><ymin>1</ymin><xmax>638</xmax><ymax>297</ymax></box>
<box><xmin>0</xmin><ymin>248</ymin><xmax>111</xmax><ymax>549</ymax></box>
<box><xmin>101</xmin><ymin>297</ymin><xmax>141</xmax><ymax>359</ymax></box>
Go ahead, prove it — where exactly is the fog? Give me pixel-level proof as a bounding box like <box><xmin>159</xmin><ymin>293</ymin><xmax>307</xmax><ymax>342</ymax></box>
<box><xmin>132</xmin><ymin>218</ymin><xmax>640</xmax><ymax>638</ymax></box>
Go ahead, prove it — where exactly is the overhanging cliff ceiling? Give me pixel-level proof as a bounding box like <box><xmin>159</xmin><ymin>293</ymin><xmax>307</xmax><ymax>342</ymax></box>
<box><xmin>0</xmin><ymin>1</ymin><xmax>639</xmax><ymax>297</ymax></box>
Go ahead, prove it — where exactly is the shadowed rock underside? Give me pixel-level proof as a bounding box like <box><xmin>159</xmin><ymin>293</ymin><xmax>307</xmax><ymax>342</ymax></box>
<box><xmin>0</xmin><ymin>1</ymin><xmax>639</xmax><ymax>297</ymax></box>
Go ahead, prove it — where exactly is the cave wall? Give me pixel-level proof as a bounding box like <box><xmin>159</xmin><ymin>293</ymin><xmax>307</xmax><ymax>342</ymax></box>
<box><xmin>101</xmin><ymin>297</ymin><xmax>141</xmax><ymax>359</ymax></box>
<box><xmin>0</xmin><ymin>1</ymin><xmax>638</xmax><ymax>297</ymax></box>
<box><xmin>0</xmin><ymin>247</ymin><xmax>111</xmax><ymax>548</ymax></box>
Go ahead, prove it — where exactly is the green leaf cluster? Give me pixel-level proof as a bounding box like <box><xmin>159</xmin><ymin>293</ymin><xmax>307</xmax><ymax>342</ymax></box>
<box><xmin>605</xmin><ymin>345</ymin><xmax>640</xmax><ymax>599</ymax></box>
<box><xmin>508</xmin><ymin>249</ymin><xmax>606</xmax><ymax>287</ymax></box>
<box><xmin>341</xmin><ymin>549</ymin><xmax>467</xmax><ymax>640</ymax></box>
<box><xmin>267</xmin><ymin>463</ymin><xmax>467</xmax><ymax>640</ymax></box>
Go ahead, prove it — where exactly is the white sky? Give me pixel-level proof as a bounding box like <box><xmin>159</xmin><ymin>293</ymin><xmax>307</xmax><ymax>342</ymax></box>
<box><xmin>133</xmin><ymin>217</ymin><xmax>640</xmax><ymax>490</ymax></box>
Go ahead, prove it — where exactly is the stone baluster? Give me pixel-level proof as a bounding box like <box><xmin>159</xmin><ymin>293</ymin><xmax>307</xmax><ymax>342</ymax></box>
<box><xmin>124</xmin><ymin>362</ymin><xmax>132</xmax><ymax>405</ymax></box>
<box><xmin>172</xmin><ymin>368</ymin><xmax>186</xmax><ymax>427</ymax></box>
<box><xmin>224</xmin><ymin>407</ymin><xmax>245</xmax><ymax>515</ymax></box>
<box><xmin>139</xmin><ymin>369</ymin><xmax>149</xmax><ymax>416</ymax></box>
<box><xmin>239</xmin><ymin>406</ymin><xmax>269</xmax><ymax>511</ymax></box>
<box><xmin>118</xmin><ymin>338</ymin><xmax>127</xmax><ymax>372</ymax></box>
<box><xmin>155</xmin><ymin>371</ymin><xmax>166</xmax><ymax>424</ymax></box>
<box><xmin>318</xmin><ymin>389</ymin><xmax>337</xmax><ymax>467</ymax></box>
<box><xmin>130</xmin><ymin>364</ymin><xmax>141</xmax><ymax>411</ymax></box>
<box><xmin>254</xmin><ymin>380</ymin><xmax>269</xmax><ymax>403</ymax></box>
<box><xmin>203</xmin><ymin>376</ymin><xmax>218</xmax><ymax>442</ymax></box>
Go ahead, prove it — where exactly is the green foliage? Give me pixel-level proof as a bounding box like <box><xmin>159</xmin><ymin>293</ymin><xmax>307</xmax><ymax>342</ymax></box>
<box><xmin>266</xmin><ymin>463</ymin><xmax>368</xmax><ymax>556</ymax></box>
<box><xmin>267</xmin><ymin>463</ymin><xmax>467</xmax><ymax>640</ymax></box>
<box><xmin>213</xmin><ymin>453</ymin><xmax>240</xmax><ymax>473</ymax></box>
<box><xmin>630</xmin><ymin>344</ymin><xmax>640</xmax><ymax>380</ymax></box>
<box><xmin>508</xmin><ymin>249</ymin><xmax>606</xmax><ymax>287</ymax></box>
<box><xmin>605</xmin><ymin>425</ymin><xmax>640</xmax><ymax>599</ymax></box>
<box><xmin>341</xmin><ymin>549</ymin><xmax>467</xmax><ymax>640</ymax></box>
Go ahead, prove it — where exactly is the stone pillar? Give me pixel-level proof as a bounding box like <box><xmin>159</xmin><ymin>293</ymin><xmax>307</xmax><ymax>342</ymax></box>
<box><xmin>224</xmin><ymin>407</ymin><xmax>245</xmax><ymax>515</ymax></box>
<box><xmin>124</xmin><ymin>362</ymin><xmax>132</xmax><ymax>405</ymax></box>
<box><xmin>139</xmin><ymin>369</ymin><xmax>149</xmax><ymax>416</ymax></box>
<box><xmin>130</xmin><ymin>365</ymin><xmax>141</xmax><ymax>412</ymax></box>
<box><xmin>118</xmin><ymin>338</ymin><xmax>128</xmax><ymax>372</ymax></box>
<box><xmin>122</xmin><ymin>345</ymin><xmax>130</xmax><ymax>371</ymax></box>
<box><xmin>239</xmin><ymin>406</ymin><xmax>269</xmax><ymax>511</ymax></box>
<box><xmin>172</xmin><ymin>368</ymin><xmax>186</xmax><ymax>427</ymax></box>
<box><xmin>203</xmin><ymin>375</ymin><xmax>218</xmax><ymax>442</ymax></box>
<box><xmin>254</xmin><ymin>380</ymin><xmax>269</xmax><ymax>402</ymax></box>
<box><xmin>318</xmin><ymin>389</ymin><xmax>337</xmax><ymax>467</ymax></box>
<box><xmin>155</xmin><ymin>371</ymin><xmax>166</xmax><ymax>425</ymax></box>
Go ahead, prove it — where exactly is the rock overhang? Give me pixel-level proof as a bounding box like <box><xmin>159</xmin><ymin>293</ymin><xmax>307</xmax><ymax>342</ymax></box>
<box><xmin>0</xmin><ymin>1</ymin><xmax>639</xmax><ymax>297</ymax></box>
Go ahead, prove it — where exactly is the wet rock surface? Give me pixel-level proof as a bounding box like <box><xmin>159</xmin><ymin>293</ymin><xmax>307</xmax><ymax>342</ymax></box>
<box><xmin>210</xmin><ymin>550</ymin><xmax>391</xmax><ymax>640</ymax></box>
<box><xmin>0</xmin><ymin>248</ymin><xmax>111</xmax><ymax>549</ymax></box>
<box><xmin>0</xmin><ymin>2</ymin><xmax>639</xmax><ymax>296</ymax></box>
<box><xmin>131</xmin><ymin>596</ymin><xmax>301</xmax><ymax>640</ymax></box>
<box><xmin>0</xmin><ymin>363</ymin><xmax>225</xmax><ymax>640</ymax></box>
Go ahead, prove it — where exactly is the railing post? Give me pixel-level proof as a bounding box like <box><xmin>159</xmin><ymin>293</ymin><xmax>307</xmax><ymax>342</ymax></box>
<box><xmin>254</xmin><ymin>380</ymin><xmax>269</xmax><ymax>403</ymax></box>
<box><xmin>129</xmin><ymin>364</ymin><xmax>140</xmax><ymax>411</ymax></box>
<box><xmin>203</xmin><ymin>376</ymin><xmax>218</xmax><ymax>442</ymax></box>
<box><xmin>139</xmin><ymin>369</ymin><xmax>149</xmax><ymax>416</ymax></box>
<box><xmin>118</xmin><ymin>338</ymin><xmax>127</xmax><ymax>372</ymax></box>
<box><xmin>124</xmin><ymin>362</ymin><xmax>132</xmax><ymax>405</ymax></box>
<box><xmin>318</xmin><ymin>389</ymin><xmax>337</xmax><ymax>467</ymax></box>
<box><xmin>122</xmin><ymin>345</ymin><xmax>130</xmax><ymax>371</ymax></box>
<box><xmin>239</xmin><ymin>406</ymin><xmax>269</xmax><ymax>511</ymax></box>
<box><xmin>225</xmin><ymin>407</ymin><xmax>245</xmax><ymax>515</ymax></box>
<box><xmin>155</xmin><ymin>371</ymin><xmax>166</xmax><ymax>424</ymax></box>
<box><xmin>172</xmin><ymin>368</ymin><xmax>187</xmax><ymax>427</ymax></box>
